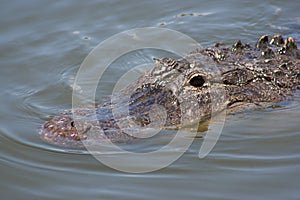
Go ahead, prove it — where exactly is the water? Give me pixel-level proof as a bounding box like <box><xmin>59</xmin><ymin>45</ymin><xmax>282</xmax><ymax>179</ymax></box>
<box><xmin>1</xmin><ymin>0</ymin><xmax>300</xmax><ymax>199</ymax></box>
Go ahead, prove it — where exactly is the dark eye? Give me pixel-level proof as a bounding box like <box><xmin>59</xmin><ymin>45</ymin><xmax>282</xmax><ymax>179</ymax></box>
<box><xmin>189</xmin><ymin>75</ymin><xmax>206</xmax><ymax>87</ymax></box>
<box><xmin>70</xmin><ymin>121</ymin><xmax>75</xmax><ymax>127</ymax></box>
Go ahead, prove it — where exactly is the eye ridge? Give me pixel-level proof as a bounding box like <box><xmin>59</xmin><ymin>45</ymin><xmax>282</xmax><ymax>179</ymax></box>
<box><xmin>189</xmin><ymin>74</ymin><xmax>206</xmax><ymax>87</ymax></box>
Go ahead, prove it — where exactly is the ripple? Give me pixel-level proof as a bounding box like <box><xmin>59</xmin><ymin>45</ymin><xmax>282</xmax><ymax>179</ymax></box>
<box><xmin>1</xmin><ymin>0</ymin><xmax>300</xmax><ymax>199</ymax></box>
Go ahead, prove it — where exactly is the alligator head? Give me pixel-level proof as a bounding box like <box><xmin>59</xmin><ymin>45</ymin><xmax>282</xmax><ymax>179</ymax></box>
<box><xmin>40</xmin><ymin>34</ymin><xmax>300</xmax><ymax>148</ymax></box>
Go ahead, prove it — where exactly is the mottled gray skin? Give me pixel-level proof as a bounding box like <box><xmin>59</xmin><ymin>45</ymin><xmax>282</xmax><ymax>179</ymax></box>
<box><xmin>40</xmin><ymin>34</ymin><xmax>300</xmax><ymax>148</ymax></box>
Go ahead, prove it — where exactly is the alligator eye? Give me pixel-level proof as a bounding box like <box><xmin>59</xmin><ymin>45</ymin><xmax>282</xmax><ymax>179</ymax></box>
<box><xmin>70</xmin><ymin>121</ymin><xmax>75</xmax><ymax>127</ymax></box>
<box><xmin>189</xmin><ymin>74</ymin><xmax>206</xmax><ymax>87</ymax></box>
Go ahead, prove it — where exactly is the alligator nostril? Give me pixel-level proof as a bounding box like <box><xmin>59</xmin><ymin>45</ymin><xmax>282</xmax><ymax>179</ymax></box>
<box><xmin>189</xmin><ymin>75</ymin><xmax>206</xmax><ymax>87</ymax></box>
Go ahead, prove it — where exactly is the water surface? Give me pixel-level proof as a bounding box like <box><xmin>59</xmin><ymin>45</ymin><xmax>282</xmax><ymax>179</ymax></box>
<box><xmin>1</xmin><ymin>0</ymin><xmax>300</xmax><ymax>199</ymax></box>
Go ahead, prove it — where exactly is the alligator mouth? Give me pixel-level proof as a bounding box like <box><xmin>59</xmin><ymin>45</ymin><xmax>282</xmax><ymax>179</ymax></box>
<box><xmin>39</xmin><ymin>83</ymin><xmax>180</xmax><ymax>147</ymax></box>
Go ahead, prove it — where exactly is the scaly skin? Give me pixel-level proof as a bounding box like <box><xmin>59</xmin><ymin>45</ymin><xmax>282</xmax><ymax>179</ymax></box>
<box><xmin>40</xmin><ymin>34</ymin><xmax>300</xmax><ymax>148</ymax></box>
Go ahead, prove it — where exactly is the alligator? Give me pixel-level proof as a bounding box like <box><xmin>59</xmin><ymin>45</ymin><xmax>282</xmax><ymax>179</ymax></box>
<box><xmin>40</xmin><ymin>34</ymin><xmax>300</xmax><ymax>148</ymax></box>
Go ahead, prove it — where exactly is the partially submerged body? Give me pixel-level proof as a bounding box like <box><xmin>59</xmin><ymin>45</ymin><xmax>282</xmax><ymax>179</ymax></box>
<box><xmin>40</xmin><ymin>34</ymin><xmax>300</xmax><ymax>148</ymax></box>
